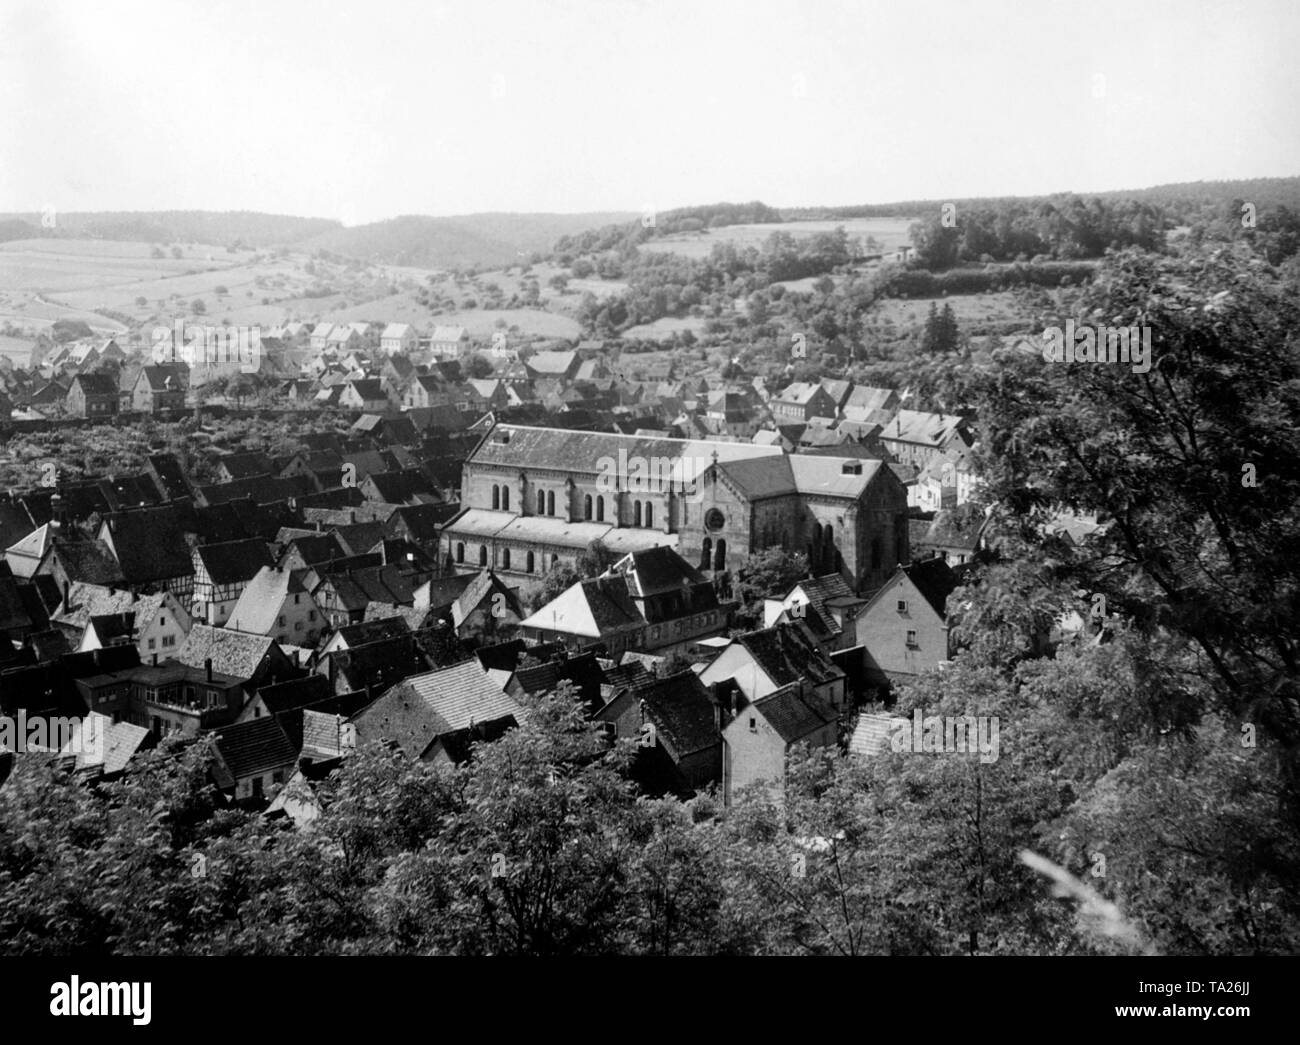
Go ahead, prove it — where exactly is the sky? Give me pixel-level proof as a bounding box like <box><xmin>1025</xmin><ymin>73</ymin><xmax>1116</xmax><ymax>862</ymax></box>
<box><xmin>2</xmin><ymin>0</ymin><xmax>1297</xmax><ymax>225</ymax></box>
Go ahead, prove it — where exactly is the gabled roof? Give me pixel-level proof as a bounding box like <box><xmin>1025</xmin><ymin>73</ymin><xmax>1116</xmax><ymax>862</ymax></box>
<box><xmin>625</xmin><ymin>670</ymin><xmax>718</xmax><ymax>758</ymax></box>
<box><xmin>336</xmin><ymin>616</ymin><xmax>412</xmax><ymax>647</ymax></box>
<box><xmin>752</xmin><ymin>683</ymin><xmax>838</xmax><ymax>744</ymax></box>
<box><xmin>512</xmin><ymin>650</ymin><xmax>606</xmax><ymax>711</ymax></box>
<box><xmin>732</xmin><ymin>623</ymin><xmax>844</xmax><ymax>688</ymax></box>
<box><xmin>48</xmin><ymin>539</ymin><xmax>125</xmax><ymax>587</ymax></box>
<box><xmin>176</xmin><ymin>624</ymin><xmax>280</xmax><ymax>681</ymax></box>
<box><xmin>102</xmin><ymin>506</ymin><xmax>194</xmax><ymax>584</ymax></box>
<box><xmin>431</xmin><ymin>325</ymin><xmax>466</xmax><ymax>341</ymax></box>
<box><xmin>525</xmin><ymin>350</ymin><xmax>577</xmax><ymax>375</ymax></box>
<box><xmin>382</xmin><ymin>323</ymin><xmax>414</xmax><ymax>339</ymax></box>
<box><xmin>519</xmin><ymin>576</ymin><xmax>642</xmax><ymax>637</ymax></box>
<box><xmin>227</xmin><ymin>567</ymin><xmax>313</xmax><ymax>634</ymax></box>
<box><xmin>356</xmin><ymin>658</ymin><xmax>521</xmax><ymax>758</ymax></box>
<box><xmin>195</xmin><ymin>539</ymin><xmax>274</xmax><ymax>585</ymax></box>
<box><xmin>897</xmin><ymin>557</ymin><xmax>959</xmax><ymax>618</ymax></box>
<box><xmin>878</xmin><ymin>409</ymin><xmax>969</xmax><ymax>449</ymax></box>
<box><xmin>452</xmin><ymin>570</ymin><xmax>519</xmax><ymax>629</ymax></box>
<box><xmin>772</xmin><ymin>381</ymin><xmax>824</xmax><ymax>405</ymax></box>
<box><xmin>607</xmin><ymin>546</ymin><xmax>704</xmax><ymax>598</ymax></box>
<box><xmin>71</xmin><ymin>373</ymin><xmax>117</xmax><ymax>397</ymax></box>
<box><xmin>216</xmin><ymin>451</ymin><xmax>273</xmax><ymax>480</ymax></box>
<box><xmin>213</xmin><ymin>716</ymin><xmax>298</xmax><ymax>781</ymax></box>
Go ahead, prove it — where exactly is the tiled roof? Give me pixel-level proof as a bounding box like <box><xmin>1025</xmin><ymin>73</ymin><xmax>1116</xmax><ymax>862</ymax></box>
<box><xmin>331</xmin><ymin>636</ymin><xmax>430</xmax><ymax>693</ymax></box>
<box><xmin>227</xmin><ymin>566</ymin><xmax>311</xmax><ymax>634</ymax></box>
<box><xmin>900</xmin><ymin>558</ymin><xmax>959</xmax><ymax>618</ymax></box>
<box><xmin>848</xmin><ymin>712</ymin><xmax>896</xmax><ymax>757</ymax></box>
<box><xmin>512</xmin><ymin>650</ymin><xmax>606</xmax><ymax>711</ymax></box>
<box><xmin>176</xmin><ymin>624</ymin><xmax>278</xmax><ymax>680</ymax></box>
<box><xmin>356</xmin><ymin>658</ymin><xmax>521</xmax><ymax>758</ymax></box>
<box><xmin>336</xmin><ymin>617</ymin><xmax>412</xmax><ymax>647</ymax></box>
<box><xmin>735</xmin><ymin>623</ymin><xmax>844</xmax><ymax>688</ymax></box>
<box><xmin>196</xmin><ymin>539</ymin><xmax>274</xmax><ymax>585</ymax></box>
<box><xmin>51</xmin><ymin>539</ymin><xmax>125</xmax><ymax>586</ymax></box>
<box><xmin>102</xmin><ymin>507</ymin><xmax>196</xmax><ymax>584</ymax></box>
<box><xmin>214</xmin><ymin>716</ymin><xmax>298</xmax><ymax>780</ymax></box>
<box><xmin>628</xmin><ymin>670</ymin><xmax>718</xmax><ymax>758</ymax></box>
<box><xmin>753</xmin><ymin>683</ymin><xmax>838</xmax><ymax>744</ymax></box>
<box><xmin>256</xmin><ymin>674</ymin><xmax>335</xmax><ymax>716</ymax></box>
<box><xmin>216</xmin><ymin>452</ymin><xmax>274</xmax><ymax>480</ymax></box>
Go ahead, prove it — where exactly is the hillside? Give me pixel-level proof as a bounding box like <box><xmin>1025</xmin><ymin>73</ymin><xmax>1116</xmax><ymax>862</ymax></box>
<box><xmin>303</xmin><ymin>212</ymin><xmax>638</xmax><ymax>269</ymax></box>
<box><xmin>0</xmin><ymin>210</ymin><xmax>341</xmax><ymax>248</ymax></box>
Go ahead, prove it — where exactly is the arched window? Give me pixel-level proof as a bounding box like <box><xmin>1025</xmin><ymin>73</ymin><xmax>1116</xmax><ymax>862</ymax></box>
<box><xmin>502</xmin><ymin>548</ymin><xmax>511</xmax><ymax>569</ymax></box>
<box><xmin>633</xmin><ymin>500</ymin><xmax>642</xmax><ymax>527</ymax></box>
<box><xmin>714</xmin><ymin>538</ymin><xmax>727</xmax><ymax>571</ymax></box>
<box><xmin>537</xmin><ymin>490</ymin><xmax>545</xmax><ymax>514</ymax></box>
<box><xmin>552</xmin><ymin>553</ymin><xmax>561</xmax><ymax>568</ymax></box>
<box><xmin>546</xmin><ymin>491</ymin><xmax>555</xmax><ymax>515</ymax></box>
<box><xmin>584</xmin><ymin>495</ymin><xmax>593</xmax><ymax>520</ymax></box>
<box><xmin>491</xmin><ymin>486</ymin><xmax>500</xmax><ymax>510</ymax></box>
<box><xmin>479</xmin><ymin>545</ymin><xmax>488</xmax><ymax>566</ymax></box>
<box><xmin>700</xmin><ymin>537</ymin><xmax>712</xmax><ymax>570</ymax></box>
<box><xmin>823</xmin><ymin>524</ymin><xmax>835</xmax><ymax>571</ymax></box>
<box><xmin>596</xmin><ymin>496</ymin><xmax>605</xmax><ymax>522</ymax></box>
<box><xmin>526</xmin><ymin>550</ymin><xmax>535</xmax><ymax>573</ymax></box>
<box><xmin>501</xmin><ymin>486</ymin><xmax>510</xmax><ymax>512</ymax></box>
<box><xmin>455</xmin><ymin>542</ymin><xmax>464</xmax><ymax>563</ymax></box>
<box><xmin>645</xmin><ymin>502</ymin><xmax>654</xmax><ymax>528</ymax></box>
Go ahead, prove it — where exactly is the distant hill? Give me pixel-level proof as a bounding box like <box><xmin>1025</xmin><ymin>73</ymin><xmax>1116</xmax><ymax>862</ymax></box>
<box><xmin>783</xmin><ymin>176</ymin><xmax>1300</xmax><ymax>222</ymax></box>
<box><xmin>303</xmin><ymin>212</ymin><xmax>638</xmax><ymax>269</ymax></box>
<box><xmin>0</xmin><ymin>210</ymin><xmax>341</xmax><ymax>247</ymax></box>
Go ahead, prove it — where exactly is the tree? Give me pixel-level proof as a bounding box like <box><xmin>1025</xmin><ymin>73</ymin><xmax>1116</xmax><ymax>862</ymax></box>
<box><xmin>576</xmin><ymin>538</ymin><xmax>615</xmax><ymax>578</ymax></box>
<box><xmin>50</xmin><ymin>318</ymin><xmax>93</xmax><ymax>343</ymax></box>
<box><xmin>191</xmin><ymin>299</ymin><xmax>207</xmax><ymax>315</ymax></box>
<box><xmin>732</xmin><ymin>547</ymin><xmax>809</xmax><ymax>625</ymax></box>
<box><xmin>466</xmin><ymin>354</ymin><xmax>494</xmax><ymax>379</ymax></box>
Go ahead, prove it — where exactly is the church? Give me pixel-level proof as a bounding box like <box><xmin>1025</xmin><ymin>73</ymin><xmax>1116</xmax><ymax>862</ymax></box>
<box><xmin>440</xmin><ymin>423</ymin><xmax>911</xmax><ymax>595</ymax></box>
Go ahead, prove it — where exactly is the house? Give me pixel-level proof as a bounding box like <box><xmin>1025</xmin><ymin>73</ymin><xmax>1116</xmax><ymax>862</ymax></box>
<box><xmin>126</xmin><ymin>365</ymin><xmax>187</xmax><ymax>414</ymax></box>
<box><xmin>877</xmin><ymin>410</ymin><xmax>972</xmax><ymax>470</ymax></box>
<box><xmin>318</xmin><ymin>634</ymin><xmax>430</xmax><ymax>697</ymax></box>
<box><xmin>310</xmin><ymin>323</ymin><xmax>335</xmax><ymax>351</ymax></box>
<box><xmin>429</xmin><ymin>325</ymin><xmax>468</xmax><ymax>358</ymax></box>
<box><xmin>596</xmin><ymin>668</ymin><xmax>722</xmax><ymax>796</ymax></box>
<box><xmin>225</xmin><ymin>565</ymin><xmax>325</xmax><ymax>646</ymax></box>
<box><xmin>54</xmin><ymin>585</ymin><xmax>192</xmax><ymax>661</ymax></box>
<box><xmin>448</xmin><ymin>569</ymin><xmax>522</xmax><ymax>642</ymax></box>
<box><xmin>340</xmin><ymin>379</ymin><xmax>390</xmax><ymax>413</ymax></box>
<box><xmin>211</xmin><ymin>716</ymin><xmax>299</xmax><ymax>802</ymax></box>
<box><xmin>381</xmin><ymin>323</ymin><xmax>419</xmax><ymax>355</ymax></box>
<box><xmin>56</xmin><ymin>711</ymin><xmax>154</xmax><ymax>780</ymax></box>
<box><xmin>213</xmin><ymin>452</ymin><xmax>273</xmax><ymax>484</ymax></box>
<box><xmin>35</xmin><ymin>538</ymin><xmax>126</xmax><ymax>591</ymax></box>
<box><xmin>518</xmin><ymin>548</ymin><xmax>731</xmax><ymax>658</ymax></box>
<box><xmin>350</xmin><ymin>658</ymin><xmax>522</xmax><ymax>764</ymax></box>
<box><xmin>915</xmin><ymin>506</ymin><xmax>988</xmax><ymax>566</ymax></box>
<box><xmin>97</xmin><ymin>507</ymin><xmax>196</xmax><ymax>600</ymax></box>
<box><xmin>192</xmin><ymin>539</ymin><xmax>275</xmax><ymax>626</ymax></box>
<box><xmin>858</xmin><ymin>557</ymin><xmax>960</xmax><ymax>690</ymax></box>
<box><xmin>699</xmin><ymin>622</ymin><xmax>847</xmax><ymax>712</ymax></box>
<box><xmin>841</xmin><ymin>385</ymin><xmax>900</xmax><ymax>426</ymax></box>
<box><xmin>66</xmin><ymin>373</ymin><xmax>119</xmax><ymax>419</ymax></box>
<box><xmin>721</xmin><ymin>682</ymin><xmax>839</xmax><ymax>806</ymax></box>
<box><xmin>763</xmin><ymin>573</ymin><xmax>869</xmax><ymax>653</ymax></box>
<box><xmin>524</xmin><ymin>350</ymin><xmax>579</xmax><ymax>382</ymax></box>
<box><xmin>769</xmin><ymin>381</ymin><xmax>836</xmax><ymax>424</ymax></box>
<box><xmin>174</xmin><ymin>623</ymin><xmax>299</xmax><ymax>698</ymax></box>
<box><xmin>125</xmin><ymin>658</ymin><xmax>246</xmax><ymax>737</ymax></box>
<box><xmin>325</xmin><ymin>325</ymin><xmax>364</xmax><ymax>354</ymax></box>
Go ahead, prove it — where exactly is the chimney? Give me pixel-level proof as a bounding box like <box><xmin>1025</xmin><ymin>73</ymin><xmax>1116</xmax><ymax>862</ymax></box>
<box><xmin>205</xmin><ymin>657</ymin><xmax>213</xmax><ymax>682</ymax></box>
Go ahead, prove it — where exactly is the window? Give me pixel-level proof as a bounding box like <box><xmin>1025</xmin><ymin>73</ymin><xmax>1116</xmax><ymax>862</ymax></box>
<box><xmin>906</xmin><ymin>630</ymin><xmax>918</xmax><ymax>647</ymax></box>
<box><xmin>159</xmin><ymin>615</ymin><xmax>165</xmax><ymax>626</ymax></box>
<box><xmin>501</xmin><ymin>487</ymin><xmax>510</xmax><ymax>511</ymax></box>
<box><xmin>584</xmin><ymin>495</ymin><xmax>593</xmax><ymax>520</ymax></box>
<box><xmin>645</xmin><ymin>502</ymin><xmax>654</xmax><ymax>528</ymax></box>
<box><xmin>749</xmin><ymin>717</ymin><xmax>757</xmax><ymax>733</ymax></box>
<box><xmin>596</xmin><ymin>496</ymin><xmax>605</xmax><ymax>522</ymax></box>
<box><xmin>148</xmin><ymin>638</ymin><xmax>156</xmax><ymax>650</ymax></box>
<box><xmin>278</xmin><ymin>614</ymin><xmax>286</xmax><ymax>627</ymax></box>
<box><xmin>295</xmin><ymin>620</ymin><xmax>304</xmax><ymax>631</ymax></box>
<box><xmin>633</xmin><ymin>500</ymin><xmax>642</xmax><ymax>527</ymax></box>
<box><xmin>272</xmin><ymin>770</ymin><xmax>285</xmax><ymax>784</ymax></box>
<box><xmin>309</xmin><ymin>610</ymin><xmax>316</xmax><ymax>622</ymax></box>
<box><xmin>537</xmin><ymin>489</ymin><xmax>545</xmax><ymax>514</ymax></box>
<box><xmin>479</xmin><ymin>545</ymin><xmax>488</xmax><ymax>566</ymax></box>
<box><xmin>700</xmin><ymin>537</ymin><xmax>712</xmax><ymax>570</ymax></box>
<box><xmin>526</xmin><ymin>551</ymin><xmax>535</xmax><ymax>573</ymax></box>
<box><xmin>252</xmin><ymin>777</ymin><xmax>264</xmax><ymax>799</ymax></box>
<box><xmin>492</xmin><ymin>486</ymin><xmax>500</xmax><ymax>510</ymax></box>
<box><xmin>897</xmin><ymin>600</ymin><xmax>908</xmax><ymax>614</ymax></box>
<box><xmin>294</xmin><ymin>593</ymin><xmax>300</xmax><ymax>604</ymax></box>
<box><xmin>502</xmin><ymin>548</ymin><xmax>511</xmax><ymax>569</ymax></box>
<box><xmin>162</xmin><ymin>634</ymin><xmax>175</xmax><ymax>647</ymax></box>
<box><xmin>546</xmin><ymin>491</ymin><xmax>555</xmax><ymax>515</ymax></box>
<box><xmin>456</xmin><ymin>542</ymin><xmax>465</xmax><ymax>563</ymax></box>
<box><xmin>714</xmin><ymin>538</ymin><xmax>727</xmax><ymax>571</ymax></box>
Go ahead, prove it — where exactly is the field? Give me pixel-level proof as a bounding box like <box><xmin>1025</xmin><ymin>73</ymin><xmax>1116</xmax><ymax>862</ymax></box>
<box><xmin>0</xmin><ymin>237</ymin><xmax>594</xmax><ymax>346</ymax></box>
<box><xmin>638</xmin><ymin>217</ymin><xmax>918</xmax><ymax>259</ymax></box>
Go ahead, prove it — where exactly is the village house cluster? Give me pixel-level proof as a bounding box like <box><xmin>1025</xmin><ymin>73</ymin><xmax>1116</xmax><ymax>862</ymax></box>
<box><xmin>0</xmin><ymin>315</ymin><xmax>1106</xmax><ymax>807</ymax></box>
